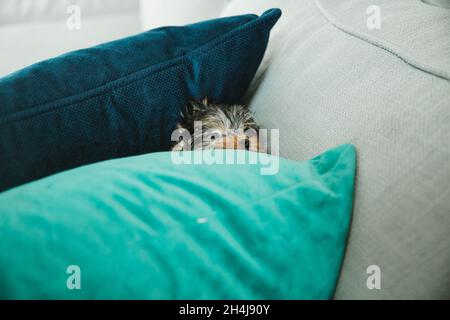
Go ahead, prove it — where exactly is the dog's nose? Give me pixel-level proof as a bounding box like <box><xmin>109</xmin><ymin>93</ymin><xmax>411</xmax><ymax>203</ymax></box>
<box><xmin>235</xmin><ymin>135</ymin><xmax>249</xmax><ymax>150</ymax></box>
<box><xmin>215</xmin><ymin>133</ymin><xmax>256</xmax><ymax>150</ymax></box>
<box><xmin>227</xmin><ymin>135</ymin><xmax>241</xmax><ymax>149</ymax></box>
<box><xmin>216</xmin><ymin>135</ymin><xmax>242</xmax><ymax>150</ymax></box>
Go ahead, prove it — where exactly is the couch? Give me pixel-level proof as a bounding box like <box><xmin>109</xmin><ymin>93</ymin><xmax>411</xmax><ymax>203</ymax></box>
<box><xmin>143</xmin><ymin>0</ymin><xmax>450</xmax><ymax>299</ymax></box>
<box><xmin>1</xmin><ymin>0</ymin><xmax>449</xmax><ymax>299</ymax></box>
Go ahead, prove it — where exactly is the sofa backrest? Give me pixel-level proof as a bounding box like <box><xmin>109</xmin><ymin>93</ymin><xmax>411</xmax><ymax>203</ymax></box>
<box><xmin>222</xmin><ymin>0</ymin><xmax>450</xmax><ymax>299</ymax></box>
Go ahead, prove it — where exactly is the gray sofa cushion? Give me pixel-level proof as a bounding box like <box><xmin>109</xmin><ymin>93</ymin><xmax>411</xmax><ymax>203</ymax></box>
<box><xmin>222</xmin><ymin>0</ymin><xmax>450</xmax><ymax>299</ymax></box>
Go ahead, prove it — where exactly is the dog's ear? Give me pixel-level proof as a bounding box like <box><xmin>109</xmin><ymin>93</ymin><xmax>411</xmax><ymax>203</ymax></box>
<box><xmin>240</xmin><ymin>102</ymin><xmax>250</xmax><ymax>109</ymax></box>
<box><xmin>181</xmin><ymin>101</ymin><xmax>198</xmax><ymax>120</ymax></box>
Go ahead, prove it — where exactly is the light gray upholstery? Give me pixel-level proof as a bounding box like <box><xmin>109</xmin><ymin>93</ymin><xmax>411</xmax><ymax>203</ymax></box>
<box><xmin>222</xmin><ymin>0</ymin><xmax>450</xmax><ymax>299</ymax></box>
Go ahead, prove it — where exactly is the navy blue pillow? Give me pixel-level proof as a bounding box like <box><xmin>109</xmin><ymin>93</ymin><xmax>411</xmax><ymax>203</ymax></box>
<box><xmin>0</xmin><ymin>9</ymin><xmax>281</xmax><ymax>192</ymax></box>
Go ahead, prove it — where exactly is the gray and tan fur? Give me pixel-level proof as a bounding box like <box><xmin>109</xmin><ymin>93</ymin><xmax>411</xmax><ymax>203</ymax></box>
<box><xmin>172</xmin><ymin>98</ymin><xmax>262</xmax><ymax>152</ymax></box>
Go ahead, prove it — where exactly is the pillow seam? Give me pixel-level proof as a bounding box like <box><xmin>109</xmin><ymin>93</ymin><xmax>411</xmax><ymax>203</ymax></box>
<box><xmin>313</xmin><ymin>0</ymin><xmax>450</xmax><ymax>81</ymax></box>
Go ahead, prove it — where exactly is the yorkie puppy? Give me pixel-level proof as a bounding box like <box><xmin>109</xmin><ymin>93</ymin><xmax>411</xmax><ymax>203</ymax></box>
<box><xmin>172</xmin><ymin>98</ymin><xmax>262</xmax><ymax>152</ymax></box>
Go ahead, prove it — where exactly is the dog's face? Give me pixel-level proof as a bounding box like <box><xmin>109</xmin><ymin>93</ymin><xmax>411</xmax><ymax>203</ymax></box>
<box><xmin>172</xmin><ymin>99</ymin><xmax>261</xmax><ymax>152</ymax></box>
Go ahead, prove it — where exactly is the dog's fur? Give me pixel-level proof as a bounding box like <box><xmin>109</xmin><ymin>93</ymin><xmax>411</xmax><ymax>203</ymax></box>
<box><xmin>172</xmin><ymin>98</ymin><xmax>261</xmax><ymax>151</ymax></box>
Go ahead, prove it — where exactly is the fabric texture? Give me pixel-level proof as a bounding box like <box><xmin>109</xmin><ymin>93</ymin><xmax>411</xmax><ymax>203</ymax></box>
<box><xmin>221</xmin><ymin>0</ymin><xmax>450</xmax><ymax>299</ymax></box>
<box><xmin>0</xmin><ymin>8</ymin><xmax>281</xmax><ymax>192</ymax></box>
<box><xmin>0</xmin><ymin>144</ymin><xmax>356</xmax><ymax>299</ymax></box>
<box><xmin>315</xmin><ymin>0</ymin><xmax>450</xmax><ymax>80</ymax></box>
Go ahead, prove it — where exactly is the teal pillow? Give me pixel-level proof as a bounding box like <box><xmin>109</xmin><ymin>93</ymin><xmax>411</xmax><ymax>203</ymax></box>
<box><xmin>0</xmin><ymin>144</ymin><xmax>356</xmax><ymax>299</ymax></box>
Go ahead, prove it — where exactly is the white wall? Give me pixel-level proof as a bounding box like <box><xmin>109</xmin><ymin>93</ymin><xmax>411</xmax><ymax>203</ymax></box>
<box><xmin>0</xmin><ymin>0</ymin><xmax>141</xmax><ymax>76</ymax></box>
<box><xmin>139</xmin><ymin>0</ymin><xmax>231</xmax><ymax>30</ymax></box>
<box><xmin>0</xmin><ymin>0</ymin><xmax>233</xmax><ymax>76</ymax></box>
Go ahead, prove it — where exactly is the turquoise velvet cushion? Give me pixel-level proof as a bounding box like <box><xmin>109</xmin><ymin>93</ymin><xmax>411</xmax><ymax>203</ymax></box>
<box><xmin>0</xmin><ymin>144</ymin><xmax>356</xmax><ymax>299</ymax></box>
<box><xmin>0</xmin><ymin>9</ymin><xmax>281</xmax><ymax>192</ymax></box>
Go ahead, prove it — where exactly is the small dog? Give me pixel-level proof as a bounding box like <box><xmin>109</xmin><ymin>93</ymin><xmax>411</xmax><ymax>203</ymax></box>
<box><xmin>172</xmin><ymin>98</ymin><xmax>262</xmax><ymax>152</ymax></box>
